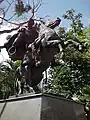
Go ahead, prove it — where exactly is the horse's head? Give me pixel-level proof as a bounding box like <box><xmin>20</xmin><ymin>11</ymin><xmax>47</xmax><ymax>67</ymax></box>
<box><xmin>13</xmin><ymin>28</ymin><xmax>27</xmax><ymax>47</ymax></box>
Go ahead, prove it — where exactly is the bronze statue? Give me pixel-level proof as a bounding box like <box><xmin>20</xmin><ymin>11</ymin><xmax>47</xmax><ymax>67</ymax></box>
<box><xmin>4</xmin><ymin>18</ymin><xmax>38</xmax><ymax>61</ymax></box>
<box><xmin>0</xmin><ymin>18</ymin><xmax>88</xmax><ymax>95</ymax></box>
<box><xmin>14</xmin><ymin>18</ymin><xmax>88</xmax><ymax>94</ymax></box>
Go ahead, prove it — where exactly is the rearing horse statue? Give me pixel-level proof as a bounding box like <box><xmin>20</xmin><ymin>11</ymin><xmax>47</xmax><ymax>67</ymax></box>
<box><xmin>15</xmin><ymin>20</ymin><xmax>88</xmax><ymax>94</ymax></box>
<box><xmin>0</xmin><ymin>18</ymin><xmax>88</xmax><ymax>94</ymax></box>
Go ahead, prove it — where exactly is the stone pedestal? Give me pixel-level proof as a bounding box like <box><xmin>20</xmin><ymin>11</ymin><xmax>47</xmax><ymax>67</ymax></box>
<box><xmin>0</xmin><ymin>93</ymin><xmax>86</xmax><ymax>120</ymax></box>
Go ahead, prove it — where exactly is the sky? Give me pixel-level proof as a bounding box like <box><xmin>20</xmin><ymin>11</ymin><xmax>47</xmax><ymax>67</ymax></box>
<box><xmin>0</xmin><ymin>0</ymin><xmax>90</xmax><ymax>62</ymax></box>
<box><xmin>1</xmin><ymin>0</ymin><xmax>90</xmax><ymax>27</ymax></box>
<box><xmin>37</xmin><ymin>0</ymin><xmax>90</xmax><ymax>27</ymax></box>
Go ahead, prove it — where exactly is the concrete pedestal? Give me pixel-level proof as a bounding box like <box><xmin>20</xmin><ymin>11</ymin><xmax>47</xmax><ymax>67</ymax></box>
<box><xmin>0</xmin><ymin>93</ymin><xmax>86</xmax><ymax>120</ymax></box>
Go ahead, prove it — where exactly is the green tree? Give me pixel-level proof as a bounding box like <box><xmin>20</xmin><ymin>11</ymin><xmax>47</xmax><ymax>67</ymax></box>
<box><xmin>0</xmin><ymin>0</ymin><xmax>42</xmax><ymax>34</ymax></box>
<box><xmin>0</xmin><ymin>60</ymin><xmax>21</xmax><ymax>99</ymax></box>
<box><xmin>48</xmin><ymin>9</ymin><xmax>90</xmax><ymax>99</ymax></box>
<box><xmin>63</xmin><ymin>9</ymin><xmax>83</xmax><ymax>36</ymax></box>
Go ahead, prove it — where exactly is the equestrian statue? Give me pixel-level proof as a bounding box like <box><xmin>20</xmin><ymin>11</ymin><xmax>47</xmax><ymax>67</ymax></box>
<box><xmin>0</xmin><ymin>17</ymin><xmax>88</xmax><ymax>95</ymax></box>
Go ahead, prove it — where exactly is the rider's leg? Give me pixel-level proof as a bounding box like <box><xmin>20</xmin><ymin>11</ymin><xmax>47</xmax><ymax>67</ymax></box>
<box><xmin>28</xmin><ymin>42</ymin><xmax>42</xmax><ymax>67</ymax></box>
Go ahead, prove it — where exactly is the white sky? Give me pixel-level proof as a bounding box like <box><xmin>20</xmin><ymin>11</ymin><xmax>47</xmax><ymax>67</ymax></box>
<box><xmin>0</xmin><ymin>24</ymin><xmax>17</xmax><ymax>62</ymax></box>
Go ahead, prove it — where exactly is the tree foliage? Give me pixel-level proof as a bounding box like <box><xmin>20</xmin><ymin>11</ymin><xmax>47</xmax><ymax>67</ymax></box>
<box><xmin>0</xmin><ymin>0</ymin><xmax>42</xmax><ymax>34</ymax></box>
<box><xmin>63</xmin><ymin>9</ymin><xmax>83</xmax><ymax>36</ymax></box>
<box><xmin>0</xmin><ymin>60</ymin><xmax>21</xmax><ymax>99</ymax></box>
<box><xmin>48</xmin><ymin>9</ymin><xmax>90</xmax><ymax>99</ymax></box>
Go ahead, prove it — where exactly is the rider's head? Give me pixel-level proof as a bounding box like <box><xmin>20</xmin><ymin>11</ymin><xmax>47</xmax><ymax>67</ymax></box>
<box><xmin>28</xmin><ymin>18</ymin><xmax>34</xmax><ymax>28</ymax></box>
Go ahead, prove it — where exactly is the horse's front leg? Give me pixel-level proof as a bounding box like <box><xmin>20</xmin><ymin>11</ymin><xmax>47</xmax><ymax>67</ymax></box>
<box><xmin>64</xmin><ymin>39</ymin><xmax>82</xmax><ymax>50</ymax></box>
<box><xmin>46</xmin><ymin>39</ymin><xmax>64</xmax><ymax>58</ymax></box>
<box><xmin>26</xmin><ymin>65</ymin><xmax>32</xmax><ymax>86</ymax></box>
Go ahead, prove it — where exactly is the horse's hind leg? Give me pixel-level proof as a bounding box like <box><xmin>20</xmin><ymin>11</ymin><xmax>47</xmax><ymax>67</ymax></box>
<box><xmin>15</xmin><ymin>79</ymin><xmax>21</xmax><ymax>96</ymax></box>
<box><xmin>20</xmin><ymin>80</ymin><xmax>24</xmax><ymax>94</ymax></box>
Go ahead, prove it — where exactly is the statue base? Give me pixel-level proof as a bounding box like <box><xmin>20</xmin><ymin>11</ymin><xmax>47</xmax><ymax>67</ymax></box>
<box><xmin>0</xmin><ymin>93</ymin><xmax>86</xmax><ymax>120</ymax></box>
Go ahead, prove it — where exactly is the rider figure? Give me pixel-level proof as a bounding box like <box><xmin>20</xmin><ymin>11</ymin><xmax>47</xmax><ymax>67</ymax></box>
<box><xmin>26</xmin><ymin>18</ymin><xmax>38</xmax><ymax>44</ymax></box>
<box><xmin>28</xmin><ymin>17</ymin><xmax>61</xmax><ymax>66</ymax></box>
<box><xmin>12</xmin><ymin>18</ymin><xmax>38</xmax><ymax>49</ymax></box>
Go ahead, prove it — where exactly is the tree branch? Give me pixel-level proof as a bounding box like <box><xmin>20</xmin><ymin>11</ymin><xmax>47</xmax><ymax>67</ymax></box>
<box><xmin>5</xmin><ymin>0</ymin><xmax>15</xmax><ymax>15</ymax></box>
<box><xmin>0</xmin><ymin>16</ymin><xmax>19</xmax><ymax>25</ymax></box>
<box><xmin>0</xmin><ymin>0</ymin><xmax>43</xmax><ymax>34</ymax></box>
<box><xmin>0</xmin><ymin>20</ymin><xmax>28</xmax><ymax>34</ymax></box>
<box><xmin>6</xmin><ymin>0</ymin><xmax>10</xmax><ymax>5</ymax></box>
<box><xmin>7</xmin><ymin>13</ymin><xmax>16</xmax><ymax>21</ymax></box>
<box><xmin>0</xmin><ymin>0</ymin><xmax>4</xmax><ymax>4</ymax></box>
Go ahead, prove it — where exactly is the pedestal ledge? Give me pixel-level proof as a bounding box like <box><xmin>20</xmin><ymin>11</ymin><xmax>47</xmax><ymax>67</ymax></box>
<box><xmin>0</xmin><ymin>93</ymin><xmax>86</xmax><ymax>120</ymax></box>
